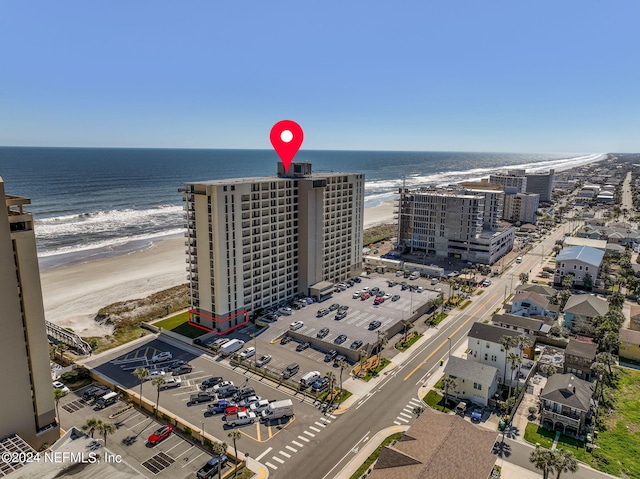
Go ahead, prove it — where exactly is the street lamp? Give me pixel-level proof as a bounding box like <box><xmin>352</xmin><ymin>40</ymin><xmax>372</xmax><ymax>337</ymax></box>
<box><xmin>447</xmin><ymin>337</ymin><xmax>452</xmax><ymax>359</ymax></box>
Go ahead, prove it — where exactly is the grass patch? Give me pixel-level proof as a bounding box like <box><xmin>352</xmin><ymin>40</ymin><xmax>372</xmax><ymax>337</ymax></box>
<box><xmin>359</xmin><ymin>358</ymin><xmax>391</xmax><ymax>382</ymax></box>
<box><xmin>459</xmin><ymin>300</ymin><xmax>472</xmax><ymax>310</ymax></box>
<box><xmin>233</xmin><ymin>467</ymin><xmax>254</xmax><ymax>479</ymax></box>
<box><xmin>395</xmin><ymin>332</ymin><xmax>423</xmax><ymax>352</ymax></box>
<box><xmin>430</xmin><ymin>312</ymin><xmax>448</xmax><ymax>325</ymax></box>
<box><xmin>349</xmin><ymin>432</ymin><xmax>403</xmax><ymax>479</ymax></box>
<box><xmin>476</xmin><ymin>289</ymin><xmax>484</xmax><ymax>295</ymax></box>
<box><xmin>423</xmin><ymin>390</ymin><xmax>453</xmax><ymax>413</ymax></box>
<box><xmin>363</xmin><ymin>224</ymin><xmax>397</xmax><ymax>246</ymax></box>
<box><xmin>154</xmin><ymin>311</ymin><xmax>206</xmax><ymax>339</ymax></box>
<box><xmin>524</xmin><ymin>422</ymin><xmax>555</xmax><ymax>449</ymax></box>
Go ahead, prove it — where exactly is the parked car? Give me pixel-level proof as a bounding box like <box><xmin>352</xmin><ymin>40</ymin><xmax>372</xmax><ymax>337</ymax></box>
<box><xmin>238</xmin><ymin>395</ymin><xmax>262</xmax><ymax>408</ymax></box>
<box><xmin>280</xmin><ymin>335</ymin><xmax>293</xmax><ymax>345</ymax></box>
<box><xmin>239</xmin><ymin>347</ymin><xmax>256</xmax><ymax>359</ymax></box>
<box><xmin>290</xmin><ymin>321</ymin><xmax>304</xmax><ymax>331</ymax></box>
<box><xmin>207</xmin><ymin>399</ymin><xmax>234</xmax><ymax>415</ymax></box>
<box><xmin>335</xmin><ymin>311</ymin><xmax>347</xmax><ymax>320</ymax></box>
<box><xmin>224</xmin><ymin>405</ymin><xmax>247</xmax><ymax>416</ymax></box>
<box><xmin>316</xmin><ymin>309</ymin><xmax>329</xmax><ymax>317</ymax></box>
<box><xmin>159</xmin><ymin>377</ymin><xmax>181</xmax><ymax>389</ymax></box>
<box><xmin>360</xmin><ymin>293</ymin><xmax>370</xmax><ymax>300</ymax></box>
<box><xmin>324</xmin><ymin>350</ymin><xmax>338</xmax><ymax>362</ymax></box>
<box><xmin>197</xmin><ymin>455</ymin><xmax>228</xmax><ymax>479</ymax></box>
<box><xmin>148</xmin><ymin>425</ymin><xmax>173</xmax><ymax>445</ymax></box>
<box><xmin>201</xmin><ymin>377</ymin><xmax>224</xmax><ymax>390</ymax></box>
<box><xmin>368</xmin><ymin>320</ymin><xmax>382</xmax><ymax>330</ymax></box>
<box><xmin>334</xmin><ymin>334</ymin><xmax>347</xmax><ymax>344</ymax></box>
<box><xmin>416</xmin><ymin>286</ymin><xmax>424</xmax><ymax>293</ymax></box>
<box><xmin>255</xmin><ymin>354</ymin><xmax>272</xmax><ymax>367</ymax></box>
<box><xmin>250</xmin><ymin>399</ymin><xmax>272</xmax><ymax>414</ymax></box>
<box><xmin>151</xmin><ymin>351</ymin><xmax>172</xmax><ymax>363</ymax></box>
<box><xmin>350</xmin><ymin>340</ymin><xmax>363</xmax><ymax>350</ymax></box>
<box><xmin>329</xmin><ymin>303</ymin><xmax>340</xmax><ymax>311</ymax></box>
<box><xmin>374</xmin><ymin>297</ymin><xmax>385</xmax><ymax>305</ymax></box>
<box><xmin>172</xmin><ymin>364</ymin><xmax>193</xmax><ymax>376</ymax></box>
<box><xmin>52</xmin><ymin>381</ymin><xmax>70</xmax><ymax>393</ymax></box>
<box><xmin>352</xmin><ymin>291</ymin><xmax>362</xmax><ymax>299</ymax></box>
<box><xmin>376</xmin><ymin>291</ymin><xmax>385</xmax><ymax>298</ymax></box>
<box><xmin>234</xmin><ymin>387</ymin><xmax>256</xmax><ymax>400</ymax></box>
<box><xmin>338</xmin><ymin>305</ymin><xmax>349</xmax><ymax>312</ymax></box>
<box><xmin>383</xmin><ymin>293</ymin><xmax>392</xmax><ymax>300</ymax></box>
<box><xmin>311</xmin><ymin>377</ymin><xmax>330</xmax><ymax>392</ymax></box>
<box><xmin>296</xmin><ymin>342</ymin><xmax>310</xmax><ymax>352</ymax></box>
<box><xmin>391</xmin><ymin>294</ymin><xmax>400</xmax><ymax>301</ymax></box>
<box><xmin>217</xmin><ymin>386</ymin><xmax>240</xmax><ymax>398</ymax></box>
<box><xmin>148</xmin><ymin>369</ymin><xmax>166</xmax><ymax>379</ymax></box>
<box><xmin>317</xmin><ymin>327</ymin><xmax>330</xmax><ymax>339</ymax></box>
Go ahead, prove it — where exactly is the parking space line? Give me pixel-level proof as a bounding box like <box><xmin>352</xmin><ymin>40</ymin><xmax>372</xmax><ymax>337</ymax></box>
<box><xmin>175</xmin><ymin>445</ymin><xmax>195</xmax><ymax>459</ymax></box>
<box><xmin>181</xmin><ymin>451</ymin><xmax>205</xmax><ymax>468</ymax></box>
<box><xmin>119</xmin><ymin>412</ymin><xmax>143</xmax><ymax>425</ymax></box>
<box><xmin>164</xmin><ymin>439</ymin><xmax>185</xmax><ymax>453</ymax></box>
<box><xmin>298</xmin><ymin>435</ymin><xmax>310</xmax><ymax>443</ymax></box>
<box><xmin>309</xmin><ymin>426</ymin><xmax>321</xmax><ymax>432</ymax></box>
<box><xmin>272</xmin><ymin>456</ymin><xmax>285</xmax><ymax>464</ymax></box>
<box><xmin>129</xmin><ymin>418</ymin><xmax>153</xmax><ymax>430</ymax></box>
<box><xmin>255</xmin><ymin>447</ymin><xmax>273</xmax><ymax>461</ymax></box>
<box><xmin>266</xmin><ymin>462</ymin><xmax>278</xmax><ymax>470</ymax></box>
<box><xmin>285</xmin><ymin>445</ymin><xmax>297</xmax><ymax>453</ymax></box>
<box><xmin>303</xmin><ymin>431</ymin><xmax>315</xmax><ymax>437</ymax></box>
<box><xmin>279</xmin><ymin>451</ymin><xmax>291</xmax><ymax>458</ymax></box>
<box><xmin>291</xmin><ymin>440</ymin><xmax>304</xmax><ymax>448</ymax></box>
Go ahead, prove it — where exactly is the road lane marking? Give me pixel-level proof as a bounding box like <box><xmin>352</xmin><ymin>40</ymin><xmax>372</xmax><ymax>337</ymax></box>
<box><xmin>291</xmin><ymin>440</ymin><xmax>304</xmax><ymax>447</ymax></box>
<box><xmin>279</xmin><ymin>451</ymin><xmax>291</xmax><ymax>458</ymax></box>
<box><xmin>394</xmin><ymin>421</ymin><xmax>402</xmax><ymax>425</ymax></box>
<box><xmin>303</xmin><ymin>430</ymin><xmax>315</xmax><ymax>437</ymax></box>
<box><xmin>315</xmin><ymin>421</ymin><xmax>326</xmax><ymax>428</ymax></box>
<box><xmin>398</xmin><ymin>412</ymin><xmax>412</xmax><ymax>419</ymax></box>
<box><xmin>266</xmin><ymin>462</ymin><xmax>277</xmax><ymax>470</ymax></box>
<box><xmin>255</xmin><ymin>447</ymin><xmax>272</xmax><ymax>461</ymax></box>
<box><xmin>285</xmin><ymin>445</ymin><xmax>297</xmax><ymax>453</ymax></box>
<box><xmin>396</xmin><ymin>416</ymin><xmax>410</xmax><ymax>423</ymax></box>
<box><xmin>298</xmin><ymin>435</ymin><xmax>310</xmax><ymax>442</ymax></box>
<box><xmin>309</xmin><ymin>426</ymin><xmax>321</xmax><ymax>432</ymax></box>
<box><xmin>272</xmin><ymin>456</ymin><xmax>285</xmax><ymax>464</ymax></box>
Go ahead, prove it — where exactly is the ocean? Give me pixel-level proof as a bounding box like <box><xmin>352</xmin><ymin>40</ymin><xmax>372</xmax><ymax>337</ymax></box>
<box><xmin>0</xmin><ymin>147</ymin><xmax>604</xmax><ymax>268</ymax></box>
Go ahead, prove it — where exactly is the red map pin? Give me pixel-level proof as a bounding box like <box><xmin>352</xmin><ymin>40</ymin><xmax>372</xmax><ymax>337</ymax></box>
<box><xmin>270</xmin><ymin>120</ymin><xmax>304</xmax><ymax>173</ymax></box>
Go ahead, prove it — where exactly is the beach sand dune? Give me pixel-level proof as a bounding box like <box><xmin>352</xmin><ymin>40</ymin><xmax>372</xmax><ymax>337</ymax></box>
<box><xmin>40</xmin><ymin>204</ymin><xmax>397</xmax><ymax>337</ymax></box>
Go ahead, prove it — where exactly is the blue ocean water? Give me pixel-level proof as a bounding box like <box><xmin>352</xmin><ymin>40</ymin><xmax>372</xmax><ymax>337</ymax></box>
<box><xmin>0</xmin><ymin>147</ymin><xmax>603</xmax><ymax>266</ymax></box>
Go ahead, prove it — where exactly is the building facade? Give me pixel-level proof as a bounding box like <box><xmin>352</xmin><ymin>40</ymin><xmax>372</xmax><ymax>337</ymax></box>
<box><xmin>502</xmin><ymin>192</ymin><xmax>540</xmax><ymax>225</ymax></box>
<box><xmin>0</xmin><ymin>178</ymin><xmax>59</xmax><ymax>448</ymax></box>
<box><xmin>526</xmin><ymin>169</ymin><xmax>555</xmax><ymax>202</ymax></box>
<box><xmin>554</xmin><ymin>245</ymin><xmax>604</xmax><ymax>287</ymax></box>
<box><xmin>182</xmin><ymin>162</ymin><xmax>364</xmax><ymax>332</ymax></box>
<box><xmin>489</xmin><ymin>171</ymin><xmax>527</xmax><ymax>193</ymax></box>
<box><xmin>397</xmin><ymin>188</ymin><xmax>514</xmax><ymax>264</ymax></box>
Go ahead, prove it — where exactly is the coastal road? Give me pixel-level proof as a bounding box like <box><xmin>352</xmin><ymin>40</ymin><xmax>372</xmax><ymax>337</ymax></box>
<box><xmin>274</xmin><ymin>230</ymin><xmax>570</xmax><ymax>478</ymax></box>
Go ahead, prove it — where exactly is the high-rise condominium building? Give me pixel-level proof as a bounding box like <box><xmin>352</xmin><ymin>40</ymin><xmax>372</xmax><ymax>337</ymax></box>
<box><xmin>397</xmin><ymin>187</ymin><xmax>514</xmax><ymax>265</ymax></box>
<box><xmin>0</xmin><ymin>178</ymin><xmax>59</xmax><ymax>448</ymax></box>
<box><xmin>503</xmin><ymin>192</ymin><xmax>540</xmax><ymax>225</ymax></box>
<box><xmin>526</xmin><ymin>169</ymin><xmax>555</xmax><ymax>202</ymax></box>
<box><xmin>489</xmin><ymin>171</ymin><xmax>527</xmax><ymax>193</ymax></box>
<box><xmin>182</xmin><ymin>162</ymin><xmax>364</xmax><ymax>332</ymax></box>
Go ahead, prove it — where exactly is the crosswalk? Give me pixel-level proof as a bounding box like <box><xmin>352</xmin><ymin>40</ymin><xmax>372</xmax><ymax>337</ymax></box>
<box><xmin>258</xmin><ymin>414</ymin><xmax>337</xmax><ymax>471</ymax></box>
<box><xmin>393</xmin><ymin>398</ymin><xmax>423</xmax><ymax>425</ymax></box>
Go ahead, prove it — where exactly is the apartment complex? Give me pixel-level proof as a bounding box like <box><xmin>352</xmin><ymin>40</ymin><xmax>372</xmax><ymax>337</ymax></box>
<box><xmin>489</xmin><ymin>170</ymin><xmax>527</xmax><ymax>193</ymax></box>
<box><xmin>503</xmin><ymin>192</ymin><xmax>540</xmax><ymax>224</ymax></box>
<box><xmin>526</xmin><ymin>169</ymin><xmax>555</xmax><ymax>202</ymax></box>
<box><xmin>182</xmin><ymin>162</ymin><xmax>364</xmax><ymax>332</ymax></box>
<box><xmin>397</xmin><ymin>187</ymin><xmax>514</xmax><ymax>264</ymax></box>
<box><xmin>0</xmin><ymin>178</ymin><xmax>59</xmax><ymax>448</ymax></box>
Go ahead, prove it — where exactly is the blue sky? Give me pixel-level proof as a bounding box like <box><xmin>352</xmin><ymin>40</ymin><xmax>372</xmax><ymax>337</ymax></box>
<box><xmin>1</xmin><ymin>1</ymin><xmax>639</xmax><ymax>153</ymax></box>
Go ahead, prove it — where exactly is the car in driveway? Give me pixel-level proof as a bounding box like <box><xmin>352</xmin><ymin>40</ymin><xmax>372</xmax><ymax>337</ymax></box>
<box><xmin>148</xmin><ymin>425</ymin><xmax>173</xmax><ymax>445</ymax></box>
<box><xmin>317</xmin><ymin>327</ymin><xmax>330</xmax><ymax>339</ymax></box>
<box><xmin>334</xmin><ymin>334</ymin><xmax>347</xmax><ymax>345</ymax></box>
<box><xmin>255</xmin><ymin>354</ymin><xmax>272</xmax><ymax>367</ymax></box>
<box><xmin>151</xmin><ymin>351</ymin><xmax>173</xmax><ymax>363</ymax></box>
<box><xmin>368</xmin><ymin>320</ymin><xmax>382</xmax><ymax>330</ymax></box>
<box><xmin>201</xmin><ymin>377</ymin><xmax>224</xmax><ymax>390</ymax></box>
<box><xmin>296</xmin><ymin>341</ymin><xmax>310</xmax><ymax>352</ymax></box>
<box><xmin>391</xmin><ymin>294</ymin><xmax>400</xmax><ymax>301</ymax></box>
<box><xmin>290</xmin><ymin>321</ymin><xmax>304</xmax><ymax>331</ymax></box>
<box><xmin>350</xmin><ymin>340</ymin><xmax>363</xmax><ymax>350</ymax></box>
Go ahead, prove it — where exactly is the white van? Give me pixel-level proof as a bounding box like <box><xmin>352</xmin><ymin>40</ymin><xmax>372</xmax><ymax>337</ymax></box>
<box><xmin>516</xmin><ymin>256</ymin><xmax>523</xmax><ymax>263</ymax></box>
<box><xmin>409</xmin><ymin>272</ymin><xmax>419</xmax><ymax>280</ymax></box>
<box><xmin>299</xmin><ymin>371</ymin><xmax>321</xmax><ymax>387</ymax></box>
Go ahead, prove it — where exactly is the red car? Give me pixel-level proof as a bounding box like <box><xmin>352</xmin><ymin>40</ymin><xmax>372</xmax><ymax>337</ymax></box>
<box><xmin>360</xmin><ymin>293</ymin><xmax>370</xmax><ymax>300</ymax></box>
<box><xmin>224</xmin><ymin>405</ymin><xmax>247</xmax><ymax>416</ymax></box>
<box><xmin>148</xmin><ymin>425</ymin><xmax>173</xmax><ymax>445</ymax></box>
<box><xmin>374</xmin><ymin>297</ymin><xmax>385</xmax><ymax>305</ymax></box>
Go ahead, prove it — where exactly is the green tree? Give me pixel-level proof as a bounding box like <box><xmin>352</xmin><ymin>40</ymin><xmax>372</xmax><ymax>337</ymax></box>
<box><xmin>499</xmin><ymin>335</ymin><xmax>517</xmax><ymax>386</ymax></box>
<box><xmin>53</xmin><ymin>388</ymin><xmax>68</xmax><ymax>429</ymax></box>
<box><xmin>562</xmin><ymin>274</ymin><xmax>574</xmax><ymax>290</ymax></box>
<box><xmin>97</xmin><ymin>421</ymin><xmax>116</xmax><ymax>447</ymax></box>
<box><xmin>608</xmin><ymin>291</ymin><xmax>625</xmax><ymax>311</ymax></box>
<box><xmin>326</xmin><ymin>371</ymin><xmax>336</xmax><ymax>401</ymax></box>
<box><xmin>81</xmin><ymin>418</ymin><xmax>101</xmax><ymax>438</ymax></box>
<box><xmin>595</xmin><ymin>351</ymin><xmax>616</xmax><ymax>377</ymax></box>
<box><xmin>507</xmin><ymin>352</ymin><xmax>521</xmax><ymax>400</ymax></box>
<box><xmin>441</xmin><ymin>376</ymin><xmax>456</xmax><ymax>411</ymax></box>
<box><xmin>552</xmin><ymin>449</ymin><xmax>578</xmax><ymax>479</ymax></box>
<box><xmin>227</xmin><ymin>430</ymin><xmax>241</xmax><ymax>478</ymax></box>
<box><xmin>211</xmin><ymin>441</ymin><xmax>228</xmax><ymax>479</ymax></box>
<box><xmin>530</xmin><ymin>447</ymin><xmax>555</xmax><ymax>479</ymax></box>
<box><xmin>557</xmin><ymin>290</ymin><xmax>572</xmax><ymax>312</ymax></box>
<box><xmin>540</xmin><ymin>364</ymin><xmax>556</xmax><ymax>377</ymax></box>
<box><xmin>583</xmin><ymin>273</ymin><xmax>593</xmax><ymax>290</ymax></box>
<box><xmin>412</xmin><ymin>406</ymin><xmax>425</xmax><ymax>417</ymax></box>
<box><xmin>402</xmin><ymin>320</ymin><xmax>413</xmax><ymax>343</ymax></box>
<box><xmin>519</xmin><ymin>272</ymin><xmax>529</xmax><ymax>284</ymax></box>
<box><xmin>133</xmin><ymin>367</ymin><xmax>149</xmax><ymax>409</ymax></box>
<box><xmin>152</xmin><ymin>376</ymin><xmax>166</xmax><ymax>415</ymax></box>
<box><xmin>336</xmin><ymin>359</ymin><xmax>349</xmax><ymax>407</ymax></box>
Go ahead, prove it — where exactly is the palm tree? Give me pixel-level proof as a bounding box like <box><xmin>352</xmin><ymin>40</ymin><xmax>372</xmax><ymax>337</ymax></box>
<box><xmin>211</xmin><ymin>441</ymin><xmax>228</xmax><ymax>479</ymax></box>
<box><xmin>133</xmin><ymin>367</ymin><xmax>149</xmax><ymax>409</ymax></box>
<box><xmin>506</xmin><ymin>352</ymin><xmax>521</xmax><ymax>400</ymax></box>
<box><xmin>608</xmin><ymin>291</ymin><xmax>625</xmax><ymax>311</ymax></box>
<box><xmin>402</xmin><ymin>320</ymin><xmax>413</xmax><ymax>343</ymax></box>
<box><xmin>552</xmin><ymin>449</ymin><xmax>578</xmax><ymax>479</ymax></box>
<box><xmin>499</xmin><ymin>335</ymin><xmax>517</xmax><ymax>386</ymax></box>
<box><xmin>595</xmin><ymin>351</ymin><xmax>616</xmax><ymax>377</ymax></box>
<box><xmin>53</xmin><ymin>388</ymin><xmax>68</xmax><ymax>428</ymax></box>
<box><xmin>326</xmin><ymin>371</ymin><xmax>336</xmax><ymax>402</ymax></box>
<box><xmin>530</xmin><ymin>447</ymin><xmax>555</xmax><ymax>479</ymax></box>
<box><xmin>98</xmin><ymin>421</ymin><xmax>116</xmax><ymax>447</ymax></box>
<box><xmin>540</xmin><ymin>364</ymin><xmax>557</xmax><ymax>377</ymax></box>
<box><xmin>81</xmin><ymin>418</ymin><xmax>101</xmax><ymax>438</ymax></box>
<box><xmin>519</xmin><ymin>272</ymin><xmax>529</xmax><ymax>284</ymax></box>
<box><xmin>441</xmin><ymin>376</ymin><xmax>456</xmax><ymax>411</ymax></box>
<box><xmin>227</xmin><ymin>431</ymin><xmax>241</xmax><ymax>478</ymax></box>
<box><xmin>152</xmin><ymin>377</ymin><xmax>166</xmax><ymax>415</ymax></box>
<box><xmin>336</xmin><ymin>359</ymin><xmax>349</xmax><ymax>406</ymax></box>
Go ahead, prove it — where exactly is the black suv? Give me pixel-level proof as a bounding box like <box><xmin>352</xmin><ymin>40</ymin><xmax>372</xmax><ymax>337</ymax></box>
<box><xmin>201</xmin><ymin>377</ymin><xmax>224</xmax><ymax>390</ymax></box>
<box><xmin>328</xmin><ymin>303</ymin><xmax>340</xmax><ymax>311</ymax></box>
<box><xmin>324</xmin><ymin>350</ymin><xmax>338</xmax><ymax>362</ymax></box>
<box><xmin>82</xmin><ymin>385</ymin><xmax>109</xmax><ymax>401</ymax></box>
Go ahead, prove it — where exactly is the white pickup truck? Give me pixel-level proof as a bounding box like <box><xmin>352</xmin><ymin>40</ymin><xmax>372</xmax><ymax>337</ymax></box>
<box><xmin>224</xmin><ymin>411</ymin><xmax>257</xmax><ymax>427</ymax></box>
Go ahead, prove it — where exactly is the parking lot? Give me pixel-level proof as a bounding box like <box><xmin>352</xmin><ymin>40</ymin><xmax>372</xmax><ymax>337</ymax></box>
<box><xmin>59</xmin><ymin>383</ymin><xmax>216</xmax><ymax>478</ymax></box>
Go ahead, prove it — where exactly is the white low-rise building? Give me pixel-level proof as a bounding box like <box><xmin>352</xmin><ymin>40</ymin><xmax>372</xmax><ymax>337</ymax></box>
<box><xmin>554</xmin><ymin>245</ymin><xmax>604</xmax><ymax>287</ymax></box>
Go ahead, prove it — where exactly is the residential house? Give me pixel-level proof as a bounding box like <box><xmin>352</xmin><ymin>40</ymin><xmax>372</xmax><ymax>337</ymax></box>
<box><xmin>563</xmin><ymin>294</ymin><xmax>608</xmax><ymax>333</ymax></box>
<box><xmin>510</xmin><ymin>291</ymin><xmax>556</xmax><ymax>318</ymax></box>
<box><xmin>443</xmin><ymin>356</ymin><xmax>499</xmax><ymax>406</ymax></box>
<box><xmin>620</xmin><ymin>329</ymin><xmax>640</xmax><ymax>362</ymax></box>
<box><xmin>564</xmin><ymin>339</ymin><xmax>598</xmax><ymax>381</ymax></box>
<box><xmin>515</xmin><ymin>283</ymin><xmax>556</xmax><ymax>301</ymax></box>
<box><xmin>554</xmin><ymin>245</ymin><xmax>604</xmax><ymax>287</ymax></box>
<box><xmin>467</xmin><ymin>322</ymin><xmax>534</xmax><ymax>385</ymax></box>
<box><xmin>368</xmin><ymin>408</ymin><xmax>497</xmax><ymax>479</ymax></box>
<box><xmin>492</xmin><ymin>313</ymin><xmax>551</xmax><ymax>337</ymax></box>
<box><xmin>539</xmin><ymin>373</ymin><xmax>594</xmax><ymax>437</ymax></box>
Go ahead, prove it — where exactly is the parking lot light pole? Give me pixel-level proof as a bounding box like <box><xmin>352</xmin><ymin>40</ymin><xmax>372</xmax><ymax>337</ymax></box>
<box><xmin>448</xmin><ymin>337</ymin><xmax>452</xmax><ymax>359</ymax></box>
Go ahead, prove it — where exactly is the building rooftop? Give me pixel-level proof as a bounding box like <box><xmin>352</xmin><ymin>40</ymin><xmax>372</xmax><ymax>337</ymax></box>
<box><xmin>492</xmin><ymin>313</ymin><xmax>547</xmax><ymax>333</ymax></box>
<box><xmin>444</xmin><ymin>356</ymin><xmax>499</xmax><ymax>385</ymax></box>
<box><xmin>369</xmin><ymin>408</ymin><xmax>497</xmax><ymax>479</ymax></box>
<box><xmin>512</xmin><ymin>291</ymin><xmax>550</xmax><ymax>309</ymax></box>
<box><xmin>515</xmin><ymin>283</ymin><xmax>556</xmax><ymax>298</ymax></box>
<box><xmin>540</xmin><ymin>373</ymin><xmax>593</xmax><ymax>412</ymax></box>
<box><xmin>556</xmin><ymin>245</ymin><xmax>605</xmax><ymax>266</ymax></box>
<box><xmin>563</xmin><ymin>237</ymin><xmax>607</xmax><ymax>250</ymax></box>
<box><xmin>564</xmin><ymin>294</ymin><xmax>608</xmax><ymax>318</ymax></box>
<box><xmin>565</xmin><ymin>339</ymin><xmax>598</xmax><ymax>360</ymax></box>
<box><xmin>467</xmin><ymin>322</ymin><xmax>532</xmax><ymax>344</ymax></box>
<box><xmin>620</xmin><ymin>328</ymin><xmax>640</xmax><ymax>345</ymax></box>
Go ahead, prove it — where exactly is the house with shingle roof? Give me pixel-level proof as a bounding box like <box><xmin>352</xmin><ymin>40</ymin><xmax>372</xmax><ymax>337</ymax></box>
<box><xmin>368</xmin><ymin>408</ymin><xmax>497</xmax><ymax>479</ymax></box>
<box><xmin>492</xmin><ymin>313</ymin><xmax>551</xmax><ymax>336</ymax></box>
<box><xmin>443</xmin><ymin>356</ymin><xmax>499</xmax><ymax>406</ymax></box>
<box><xmin>515</xmin><ymin>283</ymin><xmax>556</xmax><ymax>300</ymax></box>
<box><xmin>539</xmin><ymin>373</ymin><xmax>594</xmax><ymax>437</ymax></box>
<box><xmin>510</xmin><ymin>291</ymin><xmax>556</xmax><ymax>318</ymax></box>
<box><xmin>563</xmin><ymin>294</ymin><xmax>608</xmax><ymax>333</ymax></box>
<box><xmin>620</xmin><ymin>328</ymin><xmax>640</xmax><ymax>362</ymax></box>
<box><xmin>554</xmin><ymin>245</ymin><xmax>604</xmax><ymax>287</ymax></box>
<box><xmin>564</xmin><ymin>339</ymin><xmax>598</xmax><ymax>380</ymax></box>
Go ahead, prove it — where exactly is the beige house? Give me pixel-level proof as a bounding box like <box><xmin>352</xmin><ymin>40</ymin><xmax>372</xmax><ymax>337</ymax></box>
<box><xmin>620</xmin><ymin>329</ymin><xmax>640</xmax><ymax>362</ymax></box>
<box><xmin>443</xmin><ymin>356</ymin><xmax>499</xmax><ymax>406</ymax></box>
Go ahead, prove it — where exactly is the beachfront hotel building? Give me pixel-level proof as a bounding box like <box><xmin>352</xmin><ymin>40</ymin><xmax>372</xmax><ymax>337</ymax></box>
<box><xmin>489</xmin><ymin>170</ymin><xmax>527</xmax><ymax>193</ymax></box>
<box><xmin>397</xmin><ymin>187</ymin><xmax>514</xmax><ymax>265</ymax></box>
<box><xmin>0</xmin><ymin>178</ymin><xmax>59</xmax><ymax>449</ymax></box>
<box><xmin>526</xmin><ymin>169</ymin><xmax>555</xmax><ymax>202</ymax></box>
<box><xmin>182</xmin><ymin>162</ymin><xmax>364</xmax><ymax>332</ymax></box>
<box><xmin>503</xmin><ymin>192</ymin><xmax>540</xmax><ymax>225</ymax></box>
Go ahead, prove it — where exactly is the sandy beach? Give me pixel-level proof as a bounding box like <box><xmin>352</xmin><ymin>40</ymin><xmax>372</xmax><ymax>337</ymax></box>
<box><xmin>41</xmin><ymin>203</ymin><xmax>398</xmax><ymax>336</ymax></box>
